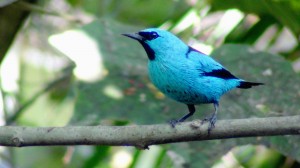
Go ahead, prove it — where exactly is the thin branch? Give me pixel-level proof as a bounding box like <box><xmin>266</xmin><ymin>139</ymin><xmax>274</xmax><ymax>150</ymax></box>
<box><xmin>1</xmin><ymin>115</ymin><xmax>300</xmax><ymax>148</ymax></box>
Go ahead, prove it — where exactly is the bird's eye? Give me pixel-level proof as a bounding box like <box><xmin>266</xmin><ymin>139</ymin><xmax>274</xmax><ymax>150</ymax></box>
<box><xmin>138</xmin><ymin>31</ymin><xmax>160</xmax><ymax>41</ymax></box>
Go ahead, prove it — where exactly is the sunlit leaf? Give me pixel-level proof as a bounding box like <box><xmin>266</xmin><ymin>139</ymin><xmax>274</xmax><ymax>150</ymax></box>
<box><xmin>209</xmin><ymin>0</ymin><xmax>300</xmax><ymax>36</ymax></box>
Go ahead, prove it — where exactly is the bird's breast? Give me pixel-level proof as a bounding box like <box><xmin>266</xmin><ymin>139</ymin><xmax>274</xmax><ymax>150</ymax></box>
<box><xmin>147</xmin><ymin>59</ymin><xmax>239</xmax><ymax>104</ymax></box>
<box><xmin>148</xmin><ymin>60</ymin><xmax>191</xmax><ymax>90</ymax></box>
<box><xmin>147</xmin><ymin>60</ymin><xmax>209</xmax><ymax>104</ymax></box>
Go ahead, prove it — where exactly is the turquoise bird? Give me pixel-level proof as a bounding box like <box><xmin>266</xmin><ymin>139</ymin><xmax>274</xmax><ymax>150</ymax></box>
<box><xmin>123</xmin><ymin>28</ymin><xmax>263</xmax><ymax>132</ymax></box>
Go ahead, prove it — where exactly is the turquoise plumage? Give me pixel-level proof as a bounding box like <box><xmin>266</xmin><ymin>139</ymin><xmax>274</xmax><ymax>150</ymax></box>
<box><xmin>123</xmin><ymin>28</ymin><xmax>263</xmax><ymax>132</ymax></box>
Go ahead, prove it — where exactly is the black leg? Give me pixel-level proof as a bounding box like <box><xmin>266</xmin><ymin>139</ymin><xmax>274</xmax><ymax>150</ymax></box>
<box><xmin>178</xmin><ymin>104</ymin><xmax>195</xmax><ymax>122</ymax></box>
<box><xmin>170</xmin><ymin>104</ymin><xmax>195</xmax><ymax>127</ymax></box>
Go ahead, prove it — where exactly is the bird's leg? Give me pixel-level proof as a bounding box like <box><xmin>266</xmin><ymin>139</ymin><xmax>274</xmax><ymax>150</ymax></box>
<box><xmin>201</xmin><ymin>102</ymin><xmax>219</xmax><ymax>133</ymax></box>
<box><xmin>169</xmin><ymin>104</ymin><xmax>195</xmax><ymax>127</ymax></box>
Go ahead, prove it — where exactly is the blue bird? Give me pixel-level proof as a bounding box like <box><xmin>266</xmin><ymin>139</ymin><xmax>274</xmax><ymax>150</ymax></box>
<box><xmin>123</xmin><ymin>28</ymin><xmax>263</xmax><ymax>131</ymax></box>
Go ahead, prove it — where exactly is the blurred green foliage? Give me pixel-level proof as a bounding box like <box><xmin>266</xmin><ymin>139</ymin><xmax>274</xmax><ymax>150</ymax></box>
<box><xmin>0</xmin><ymin>0</ymin><xmax>37</xmax><ymax>64</ymax></box>
<box><xmin>0</xmin><ymin>0</ymin><xmax>300</xmax><ymax>168</ymax></box>
<box><xmin>210</xmin><ymin>0</ymin><xmax>300</xmax><ymax>36</ymax></box>
<box><xmin>67</xmin><ymin>0</ymin><xmax>190</xmax><ymax>26</ymax></box>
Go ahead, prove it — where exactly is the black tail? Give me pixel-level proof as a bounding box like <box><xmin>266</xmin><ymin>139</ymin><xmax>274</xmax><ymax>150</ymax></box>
<box><xmin>238</xmin><ymin>81</ymin><xmax>264</xmax><ymax>89</ymax></box>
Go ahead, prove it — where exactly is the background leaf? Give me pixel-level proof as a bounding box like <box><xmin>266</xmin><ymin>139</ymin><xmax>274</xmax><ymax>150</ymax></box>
<box><xmin>0</xmin><ymin>0</ymin><xmax>37</xmax><ymax>64</ymax></box>
<box><xmin>49</xmin><ymin>18</ymin><xmax>300</xmax><ymax>167</ymax></box>
<box><xmin>67</xmin><ymin>0</ymin><xmax>189</xmax><ymax>26</ymax></box>
<box><xmin>1</xmin><ymin>0</ymin><xmax>300</xmax><ymax>167</ymax></box>
<box><xmin>209</xmin><ymin>0</ymin><xmax>300</xmax><ymax>36</ymax></box>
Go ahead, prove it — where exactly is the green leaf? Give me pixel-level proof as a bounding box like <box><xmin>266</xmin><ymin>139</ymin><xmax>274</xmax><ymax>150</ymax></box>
<box><xmin>0</xmin><ymin>0</ymin><xmax>18</xmax><ymax>7</ymax></box>
<box><xmin>15</xmin><ymin>147</ymin><xmax>66</xmax><ymax>168</ymax></box>
<box><xmin>210</xmin><ymin>44</ymin><xmax>300</xmax><ymax>165</ymax></box>
<box><xmin>0</xmin><ymin>0</ymin><xmax>35</xmax><ymax>64</ymax></box>
<box><xmin>209</xmin><ymin>0</ymin><xmax>300</xmax><ymax>36</ymax></box>
<box><xmin>82</xmin><ymin>146</ymin><xmax>110</xmax><ymax>168</ymax></box>
<box><xmin>66</xmin><ymin>0</ymin><xmax>189</xmax><ymax>26</ymax></box>
<box><xmin>224</xmin><ymin>15</ymin><xmax>277</xmax><ymax>44</ymax></box>
<box><xmin>51</xmin><ymin>18</ymin><xmax>300</xmax><ymax>167</ymax></box>
<box><xmin>233</xmin><ymin>145</ymin><xmax>285</xmax><ymax>168</ymax></box>
<box><xmin>212</xmin><ymin>44</ymin><xmax>299</xmax><ymax>119</ymax></box>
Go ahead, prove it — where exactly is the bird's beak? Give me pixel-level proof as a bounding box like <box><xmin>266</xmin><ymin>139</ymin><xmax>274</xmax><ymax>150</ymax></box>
<box><xmin>122</xmin><ymin>33</ymin><xmax>145</xmax><ymax>41</ymax></box>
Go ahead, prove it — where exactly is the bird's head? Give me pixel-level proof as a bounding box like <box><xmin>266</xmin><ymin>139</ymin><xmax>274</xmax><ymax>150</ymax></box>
<box><xmin>122</xmin><ymin>28</ymin><xmax>186</xmax><ymax>61</ymax></box>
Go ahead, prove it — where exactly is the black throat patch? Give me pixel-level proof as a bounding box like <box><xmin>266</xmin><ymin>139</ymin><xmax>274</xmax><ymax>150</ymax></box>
<box><xmin>139</xmin><ymin>42</ymin><xmax>155</xmax><ymax>61</ymax></box>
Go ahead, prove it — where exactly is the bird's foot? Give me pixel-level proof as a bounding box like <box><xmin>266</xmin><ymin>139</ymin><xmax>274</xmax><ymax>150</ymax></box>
<box><xmin>201</xmin><ymin>114</ymin><xmax>217</xmax><ymax>134</ymax></box>
<box><xmin>169</xmin><ymin>119</ymin><xmax>180</xmax><ymax>128</ymax></box>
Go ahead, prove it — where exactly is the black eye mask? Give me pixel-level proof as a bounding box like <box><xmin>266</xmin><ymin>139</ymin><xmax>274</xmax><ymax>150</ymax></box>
<box><xmin>138</xmin><ymin>31</ymin><xmax>160</xmax><ymax>41</ymax></box>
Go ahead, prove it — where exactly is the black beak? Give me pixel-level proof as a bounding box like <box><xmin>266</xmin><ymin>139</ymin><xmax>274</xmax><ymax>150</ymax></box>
<box><xmin>122</xmin><ymin>33</ymin><xmax>145</xmax><ymax>41</ymax></box>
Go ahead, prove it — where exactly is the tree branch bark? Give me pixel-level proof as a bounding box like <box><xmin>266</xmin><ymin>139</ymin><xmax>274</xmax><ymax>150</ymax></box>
<box><xmin>1</xmin><ymin>115</ymin><xmax>300</xmax><ymax>148</ymax></box>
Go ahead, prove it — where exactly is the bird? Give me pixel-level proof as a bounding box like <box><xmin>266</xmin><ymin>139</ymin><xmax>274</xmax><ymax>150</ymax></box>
<box><xmin>122</xmin><ymin>28</ymin><xmax>263</xmax><ymax>132</ymax></box>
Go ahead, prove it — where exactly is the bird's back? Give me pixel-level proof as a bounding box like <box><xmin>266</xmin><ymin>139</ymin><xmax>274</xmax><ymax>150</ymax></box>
<box><xmin>148</xmin><ymin>46</ymin><xmax>242</xmax><ymax>105</ymax></box>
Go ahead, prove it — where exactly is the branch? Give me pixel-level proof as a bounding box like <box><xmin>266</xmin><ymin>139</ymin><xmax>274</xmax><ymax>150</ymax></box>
<box><xmin>1</xmin><ymin>115</ymin><xmax>300</xmax><ymax>148</ymax></box>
